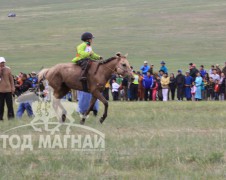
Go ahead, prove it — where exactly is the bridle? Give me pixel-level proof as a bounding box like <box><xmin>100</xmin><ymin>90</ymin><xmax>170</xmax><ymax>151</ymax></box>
<box><xmin>101</xmin><ymin>57</ymin><xmax>131</xmax><ymax>75</ymax></box>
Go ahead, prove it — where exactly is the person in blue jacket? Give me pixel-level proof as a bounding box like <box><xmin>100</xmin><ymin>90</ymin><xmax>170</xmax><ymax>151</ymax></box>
<box><xmin>184</xmin><ymin>71</ymin><xmax>193</xmax><ymax>100</ymax></box>
<box><xmin>140</xmin><ymin>61</ymin><xmax>150</xmax><ymax>75</ymax></box>
<box><xmin>195</xmin><ymin>72</ymin><xmax>203</xmax><ymax>101</ymax></box>
<box><xmin>160</xmin><ymin>61</ymin><xmax>168</xmax><ymax>73</ymax></box>
<box><xmin>142</xmin><ymin>71</ymin><xmax>153</xmax><ymax>101</ymax></box>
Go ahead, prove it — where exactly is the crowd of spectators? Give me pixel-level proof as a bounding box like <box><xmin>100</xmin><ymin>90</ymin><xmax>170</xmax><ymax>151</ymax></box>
<box><xmin>104</xmin><ymin>61</ymin><xmax>226</xmax><ymax>102</ymax></box>
<box><xmin>1</xmin><ymin>56</ymin><xmax>226</xmax><ymax>121</ymax></box>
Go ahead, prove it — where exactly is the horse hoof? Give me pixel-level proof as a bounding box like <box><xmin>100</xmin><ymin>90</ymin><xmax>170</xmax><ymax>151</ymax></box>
<box><xmin>99</xmin><ymin>117</ymin><xmax>104</xmax><ymax>124</ymax></box>
<box><xmin>80</xmin><ymin>119</ymin><xmax>85</xmax><ymax>125</ymax></box>
<box><xmin>62</xmin><ymin>114</ymin><xmax>66</xmax><ymax>122</ymax></box>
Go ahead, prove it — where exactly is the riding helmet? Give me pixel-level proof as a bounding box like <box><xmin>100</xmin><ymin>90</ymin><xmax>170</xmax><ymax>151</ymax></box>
<box><xmin>81</xmin><ymin>32</ymin><xmax>94</xmax><ymax>41</ymax></box>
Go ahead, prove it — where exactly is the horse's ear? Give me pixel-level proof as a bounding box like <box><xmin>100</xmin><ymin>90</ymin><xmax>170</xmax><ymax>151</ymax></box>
<box><xmin>124</xmin><ymin>53</ymin><xmax>128</xmax><ymax>57</ymax></box>
<box><xmin>116</xmin><ymin>52</ymin><xmax>121</xmax><ymax>57</ymax></box>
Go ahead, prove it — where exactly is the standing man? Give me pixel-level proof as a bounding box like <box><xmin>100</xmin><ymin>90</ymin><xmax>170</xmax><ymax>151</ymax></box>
<box><xmin>0</xmin><ymin>57</ymin><xmax>15</xmax><ymax>120</ymax></box>
<box><xmin>140</xmin><ymin>61</ymin><xmax>150</xmax><ymax>75</ymax></box>
<box><xmin>122</xmin><ymin>76</ymin><xmax>128</xmax><ymax>101</ymax></box>
<box><xmin>189</xmin><ymin>64</ymin><xmax>199</xmax><ymax>80</ymax></box>
<box><xmin>160</xmin><ymin>61</ymin><xmax>168</xmax><ymax>73</ymax></box>
<box><xmin>130</xmin><ymin>71</ymin><xmax>139</xmax><ymax>101</ymax></box>
<box><xmin>142</xmin><ymin>71</ymin><xmax>153</xmax><ymax>101</ymax></box>
<box><xmin>210</xmin><ymin>69</ymin><xmax>220</xmax><ymax>83</ymax></box>
<box><xmin>176</xmin><ymin>70</ymin><xmax>185</xmax><ymax>101</ymax></box>
<box><xmin>184</xmin><ymin>71</ymin><xmax>193</xmax><ymax>101</ymax></box>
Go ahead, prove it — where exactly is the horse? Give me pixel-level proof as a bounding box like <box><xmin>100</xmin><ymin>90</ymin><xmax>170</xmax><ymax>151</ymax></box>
<box><xmin>38</xmin><ymin>53</ymin><xmax>133</xmax><ymax>124</ymax></box>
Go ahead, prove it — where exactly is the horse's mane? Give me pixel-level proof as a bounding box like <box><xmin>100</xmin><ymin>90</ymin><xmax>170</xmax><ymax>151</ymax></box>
<box><xmin>93</xmin><ymin>56</ymin><xmax>119</xmax><ymax>74</ymax></box>
<box><xmin>96</xmin><ymin>56</ymin><xmax>117</xmax><ymax>64</ymax></box>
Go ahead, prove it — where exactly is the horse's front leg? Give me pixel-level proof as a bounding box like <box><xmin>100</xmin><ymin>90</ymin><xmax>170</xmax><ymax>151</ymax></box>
<box><xmin>92</xmin><ymin>91</ymin><xmax>108</xmax><ymax>124</ymax></box>
<box><xmin>80</xmin><ymin>96</ymin><xmax>97</xmax><ymax>125</ymax></box>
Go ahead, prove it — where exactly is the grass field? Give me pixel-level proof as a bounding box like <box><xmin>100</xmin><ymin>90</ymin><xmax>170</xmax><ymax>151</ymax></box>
<box><xmin>1</xmin><ymin>102</ymin><xmax>226</xmax><ymax>179</ymax></box>
<box><xmin>1</xmin><ymin>0</ymin><xmax>226</xmax><ymax>74</ymax></box>
<box><xmin>1</xmin><ymin>0</ymin><xmax>226</xmax><ymax>179</ymax></box>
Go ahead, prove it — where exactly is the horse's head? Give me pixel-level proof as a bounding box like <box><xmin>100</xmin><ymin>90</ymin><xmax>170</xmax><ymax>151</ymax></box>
<box><xmin>115</xmin><ymin>52</ymin><xmax>133</xmax><ymax>79</ymax></box>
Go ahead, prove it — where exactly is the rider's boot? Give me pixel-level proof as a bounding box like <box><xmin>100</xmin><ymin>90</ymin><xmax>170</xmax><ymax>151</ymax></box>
<box><xmin>79</xmin><ymin>69</ymin><xmax>87</xmax><ymax>81</ymax></box>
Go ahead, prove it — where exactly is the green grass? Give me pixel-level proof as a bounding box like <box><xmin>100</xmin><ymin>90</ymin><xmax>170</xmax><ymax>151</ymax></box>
<box><xmin>1</xmin><ymin>102</ymin><xmax>226</xmax><ymax>179</ymax></box>
<box><xmin>1</xmin><ymin>0</ymin><xmax>226</xmax><ymax>74</ymax></box>
<box><xmin>1</xmin><ymin>0</ymin><xmax>226</xmax><ymax>179</ymax></box>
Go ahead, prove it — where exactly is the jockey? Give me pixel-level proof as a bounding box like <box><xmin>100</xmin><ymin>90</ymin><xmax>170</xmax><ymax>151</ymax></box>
<box><xmin>72</xmin><ymin>32</ymin><xmax>102</xmax><ymax>81</ymax></box>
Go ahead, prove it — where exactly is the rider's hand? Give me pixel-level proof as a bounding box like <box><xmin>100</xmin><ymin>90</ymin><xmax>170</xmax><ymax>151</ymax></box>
<box><xmin>89</xmin><ymin>51</ymin><xmax>93</xmax><ymax>56</ymax></box>
<box><xmin>100</xmin><ymin>56</ymin><xmax>103</xmax><ymax>60</ymax></box>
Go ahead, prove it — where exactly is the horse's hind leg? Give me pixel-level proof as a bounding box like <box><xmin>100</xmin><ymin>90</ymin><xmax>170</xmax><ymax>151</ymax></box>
<box><xmin>80</xmin><ymin>96</ymin><xmax>97</xmax><ymax>125</ymax></box>
<box><xmin>92</xmin><ymin>91</ymin><xmax>108</xmax><ymax>124</ymax></box>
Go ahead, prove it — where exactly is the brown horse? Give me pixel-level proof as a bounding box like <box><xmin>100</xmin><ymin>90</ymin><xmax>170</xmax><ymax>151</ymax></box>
<box><xmin>38</xmin><ymin>53</ymin><xmax>133</xmax><ymax>124</ymax></box>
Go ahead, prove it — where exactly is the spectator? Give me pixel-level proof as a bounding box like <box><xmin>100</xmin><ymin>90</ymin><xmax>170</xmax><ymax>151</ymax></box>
<box><xmin>103</xmin><ymin>80</ymin><xmax>110</xmax><ymax>101</ymax></box>
<box><xmin>16</xmin><ymin>73</ymin><xmax>34</xmax><ymax>119</ymax></box>
<box><xmin>214</xmin><ymin>79</ymin><xmax>220</xmax><ymax>100</ymax></box>
<box><xmin>156</xmin><ymin>76</ymin><xmax>163</xmax><ymax>101</ymax></box>
<box><xmin>216</xmin><ymin>64</ymin><xmax>221</xmax><ymax>76</ymax></box>
<box><xmin>169</xmin><ymin>73</ymin><xmax>176</xmax><ymax>101</ymax></box>
<box><xmin>202</xmin><ymin>78</ymin><xmax>208</xmax><ymax>100</ymax></box>
<box><xmin>189</xmin><ymin>63</ymin><xmax>193</xmax><ymax>70</ymax></box>
<box><xmin>151</xmin><ymin>78</ymin><xmax>158</xmax><ymax>101</ymax></box>
<box><xmin>140</xmin><ymin>61</ymin><xmax>150</xmax><ymax>75</ymax></box>
<box><xmin>0</xmin><ymin>57</ymin><xmax>15</xmax><ymax>120</ymax></box>
<box><xmin>122</xmin><ymin>77</ymin><xmax>128</xmax><ymax>101</ymax></box>
<box><xmin>31</xmin><ymin>71</ymin><xmax>38</xmax><ymax>88</ymax></box>
<box><xmin>184</xmin><ymin>71</ymin><xmax>193</xmax><ymax>101</ymax></box>
<box><xmin>17</xmin><ymin>72</ymin><xmax>23</xmax><ymax>86</ymax></box>
<box><xmin>209</xmin><ymin>65</ymin><xmax>215</xmax><ymax>75</ymax></box>
<box><xmin>148</xmin><ymin>64</ymin><xmax>154</xmax><ymax>75</ymax></box>
<box><xmin>190</xmin><ymin>64</ymin><xmax>199</xmax><ymax>80</ymax></box>
<box><xmin>138</xmin><ymin>72</ymin><xmax>144</xmax><ymax>101</ymax></box>
<box><xmin>199</xmin><ymin>65</ymin><xmax>207</xmax><ymax>78</ymax></box>
<box><xmin>112</xmin><ymin>79</ymin><xmax>120</xmax><ymax>101</ymax></box>
<box><xmin>204</xmin><ymin>73</ymin><xmax>210</xmax><ymax>81</ymax></box>
<box><xmin>116</xmin><ymin>75</ymin><xmax>123</xmax><ymax>100</ymax></box>
<box><xmin>142</xmin><ymin>71</ymin><xmax>153</xmax><ymax>101</ymax></box>
<box><xmin>116</xmin><ymin>75</ymin><xmax>123</xmax><ymax>86</ymax></box>
<box><xmin>159</xmin><ymin>70</ymin><xmax>164</xmax><ymax>79</ymax></box>
<box><xmin>210</xmin><ymin>69</ymin><xmax>220</xmax><ymax>83</ymax></box>
<box><xmin>207</xmin><ymin>77</ymin><xmax>215</xmax><ymax>100</ymax></box>
<box><xmin>130</xmin><ymin>71</ymin><xmax>139</xmax><ymax>101</ymax></box>
<box><xmin>219</xmin><ymin>73</ymin><xmax>226</xmax><ymax>101</ymax></box>
<box><xmin>161</xmin><ymin>72</ymin><xmax>170</xmax><ymax>101</ymax></box>
<box><xmin>195</xmin><ymin>72</ymin><xmax>202</xmax><ymax>101</ymax></box>
<box><xmin>175</xmin><ymin>70</ymin><xmax>185</xmax><ymax>101</ymax></box>
<box><xmin>222</xmin><ymin>62</ymin><xmax>226</xmax><ymax>76</ymax></box>
<box><xmin>77</xmin><ymin>91</ymin><xmax>99</xmax><ymax>116</ymax></box>
<box><xmin>160</xmin><ymin>61</ymin><xmax>168</xmax><ymax>73</ymax></box>
<box><xmin>191</xmin><ymin>82</ymin><xmax>196</xmax><ymax>101</ymax></box>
